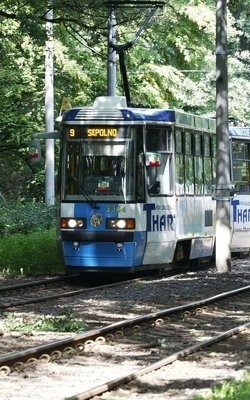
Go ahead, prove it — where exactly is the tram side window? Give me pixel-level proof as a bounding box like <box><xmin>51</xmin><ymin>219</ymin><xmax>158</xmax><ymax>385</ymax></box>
<box><xmin>146</xmin><ymin>128</ymin><xmax>173</xmax><ymax>195</ymax></box>
<box><xmin>204</xmin><ymin>134</ymin><xmax>213</xmax><ymax>194</ymax></box>
<box><xmin>194</xmin><ymin>134</ymin><xmax>203</xmax><ymax>194</ymax></box>
<box><xmin>65</xmin><ymin>142</ymin><xmax>80</xmax><ymax>196</ymax></box>
<box><xmin>136</xmin><ymin>127</ymin><xmax>145</xmax><ymax>200</ymax></box>
<box><xmin>212</xmin><ymin>135</ymin><xmax>216</xmax><ymax>188</ymax></box>
<box><xmin>232</xmin><ymin>141</ymin><xmax>250</xmax><ymax>192</ymax></box>
<box><xmin>184</xmin><ymin>131</ymin><xmax>194</xmax><ymax>194</ymax></box>
<box><xmin>175</xmin><ymin>130</ymin><xmax>184</xmax><ymax>195</ymax></box>
<box><xmin>175</xmin><ymin>129</ymin><xmax>215</xmax><ymax>196</ymax></box>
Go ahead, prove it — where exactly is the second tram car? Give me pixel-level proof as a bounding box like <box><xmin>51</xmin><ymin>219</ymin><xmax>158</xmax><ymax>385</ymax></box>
<box><xmin>229</xmin><ymin>127</ymin><xmax>250</xmax><ymax>252</ymax></box>
<box><xmin>53</xmin><ymin>96</ymin><xmax>250</xmax><ymax>273</ymax></box>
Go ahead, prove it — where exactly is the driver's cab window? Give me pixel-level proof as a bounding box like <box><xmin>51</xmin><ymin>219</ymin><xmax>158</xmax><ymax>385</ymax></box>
<box><xmin>146</xmin><ymin>127</ymin><xmax>173</xmax><ymax>195</ymax></box>
<box><xmin>232</xmin><ymin>141</ymin><xmax>250</xmax><ymax>192</ymax></box>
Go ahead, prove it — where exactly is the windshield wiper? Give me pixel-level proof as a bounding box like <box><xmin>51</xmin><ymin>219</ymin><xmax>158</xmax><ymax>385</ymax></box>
<box><xmin>69</xmin><ymin>174</ymin><xmax>99</xmax><ymax>209</ymax></box>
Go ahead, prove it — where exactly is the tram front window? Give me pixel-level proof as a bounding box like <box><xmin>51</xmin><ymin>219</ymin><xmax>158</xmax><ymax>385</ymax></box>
<box><xmin>64</xmin><ymin>140</ymin><xmax>138</xmax><ymax>202</ymax></box>
<box><xmin>232</xmin><ymin>141</ymin><xmax>250</xmax><ymax>192</ymax></box>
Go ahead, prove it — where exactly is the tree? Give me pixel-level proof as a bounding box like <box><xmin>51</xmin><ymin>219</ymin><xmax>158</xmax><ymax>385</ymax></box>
<box><xmin>0</xmin><ymin>0</ymin><xmax>249</xmax><ymax>200</ymax></box>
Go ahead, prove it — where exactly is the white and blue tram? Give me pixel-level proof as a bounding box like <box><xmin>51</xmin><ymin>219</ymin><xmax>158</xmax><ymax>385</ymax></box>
<box><xmin>229</xmin><ymin>127</ymin><xmax>250</xmax><ymax>252</ymax></box>
<box><xmin>55</xmin><ymin>96</ymin><xmax>250</xmax><ymax>273</ymax></box>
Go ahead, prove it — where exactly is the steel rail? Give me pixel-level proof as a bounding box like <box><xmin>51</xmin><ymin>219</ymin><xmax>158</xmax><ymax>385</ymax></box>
<box><xmin>0</xmin><ymin>264</ymin><xmax>213</xmax><ymax>308</ymax></box>
<box><xmin>0</xmin><ymin>284</ymin><xmax>248</xmax><ymax>371</ymax></box>
<box><xmin>0</xmin><ymin>274</ymin><xmax>78</xmax><ymax>293</ymax></box>
<box><xmin>0</xmin><ymin>262</ymin><xmax>208</xmax><ymax>295</ymax></box>
<box><xmin>65</xmin><ymin>322</ymin><xmax>250</xmax><ymax>400</ymax></box>
<box><xmin>0</xmin><ymin>276</ymin><xmax>143</xmax><ymax>309</ymax></box>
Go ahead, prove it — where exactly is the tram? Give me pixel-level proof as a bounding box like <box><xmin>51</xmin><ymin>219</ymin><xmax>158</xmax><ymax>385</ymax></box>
<box><xmin>229</xmin><ymin>126</ymin><xmax>250</xmax><ymax>252</ymax></box>
<box><xmin>42</xmin><ymin>96</ymin><xmax>249</xmax><ymax>273</ymax></box>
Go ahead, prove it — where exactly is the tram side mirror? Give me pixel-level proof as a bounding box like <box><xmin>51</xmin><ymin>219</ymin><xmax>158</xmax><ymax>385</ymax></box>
<box><xmin>145</xmin><ymin>152</ymin><xmax>161</xmax><ymax>167</ymax></box>
<box><xmin>145</xmin><ymin>152</ymin><xmax>161</xmax><ymax>195</ymax></box>
<box><xmin>28</xmin><ymin>139</ymin><xmax>42</xmax><ymax>164</ymax></box>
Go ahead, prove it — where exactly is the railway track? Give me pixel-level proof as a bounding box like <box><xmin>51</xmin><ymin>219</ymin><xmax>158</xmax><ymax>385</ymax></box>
<box><xmin>0</xmin><ymin>285</ymin><xmax>248</xmax><ymax>376</ymax></box>
<box><xmin>0</xmin><ymin>274</ymin><xmax>79</xmax><ymax>308</ymax></box>
<box><xmin>65</xmin><ymin>322</ymin><xmax>249</xmax><ymax>400</ymax></box>
<box><xmin>0</xmin><ymin>265</ymin><xmax>205</xmax><ymax>310</ymax></box>
<box><xmin>0</xmin><ymin>257</ymin><xmax>244</xmax><ymax>310</ymax></box>
<box><xmin>0</xmin><ymin>274</ymin><xmax>77</xmax><ymax>293</ymax></box>
<box><xmin>0</xmin><ymin>274</ymin><xmax>142</xmax><ymax>309</ymax></box>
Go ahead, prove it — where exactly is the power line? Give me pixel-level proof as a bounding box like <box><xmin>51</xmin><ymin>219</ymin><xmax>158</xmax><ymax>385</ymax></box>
<box><xmin>105</xmin><ymin>1</ymin><xmax>165</xmax><ymax>7</ymax></box>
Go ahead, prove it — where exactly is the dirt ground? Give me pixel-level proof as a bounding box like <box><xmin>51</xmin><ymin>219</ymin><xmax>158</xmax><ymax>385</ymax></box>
<box><xmin>0</xmin><ymin>259</ymin><xmax>249</xmax><ymax>400</ymax></box>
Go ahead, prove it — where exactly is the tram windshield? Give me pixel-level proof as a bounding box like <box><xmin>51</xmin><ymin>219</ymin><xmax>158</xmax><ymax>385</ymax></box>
<box><xmin>62</xmin><ymin>126</ymin><xmax>144</xmax><ymax>202</ymax></box>
<box><xmin>232</xmin><ymin>140</ymin><xmax>250</xmax><ymax>192</ymax></box>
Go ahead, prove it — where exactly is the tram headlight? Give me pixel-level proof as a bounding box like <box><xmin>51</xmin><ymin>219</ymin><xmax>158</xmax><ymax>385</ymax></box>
<box><xmin>106</xmin><ymin>218</ymin><xmax>135</xmax><ymax>229</ymax></box>
<box><xmin>116</xmin><ymin>220</ymin><xmax>126</xmax><ymax>229</ymax></box>
<box><xmin>68</xmin><ymin>219</ymin><xmax>77</xmax><ymax>228</ymax></box>
<box><xmin>60</xmin><ymin>218</ymin><xmax>86</xmax><ymax>229</ymax></box>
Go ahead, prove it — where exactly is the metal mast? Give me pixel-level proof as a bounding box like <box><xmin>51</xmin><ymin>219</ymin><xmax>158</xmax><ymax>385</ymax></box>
<box><xmin>45</xmin><ymin>3</ymin><xmax>55</xmax><ymax>205</ymax></box>
<box><xmin>107</xmin><ymin>5</ymin><xmax>117</xmax><ymax>96</ymax></box>
<box><xmin>215</xmin><ymin>0</ymin><xmax>231</xmax><ymax>272</ymax></box>
<box><xmin>106</xmin><ymin>1</ymin><xmax>165</xmax><ymax>99</ymax></box>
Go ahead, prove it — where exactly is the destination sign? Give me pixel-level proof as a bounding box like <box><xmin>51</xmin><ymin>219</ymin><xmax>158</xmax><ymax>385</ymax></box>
<box><xmin>66</xmin><ymin>126</ymin><xmax>125</xmax><ymax>140</ymax></box>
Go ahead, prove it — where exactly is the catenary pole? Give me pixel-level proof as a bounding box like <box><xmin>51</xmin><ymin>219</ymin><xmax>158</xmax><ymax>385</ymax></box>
<box><xmin>215</xmin><ymin>0</ymin><xmax>231</xmax><ymax>272</ymax></box>
<box><xmin>45</xmin><ymin>3</ymin><xmax>55</xmax><ymax>205</ymax></box>
<box><xmin>107</xmin><ymin>5</ymin><xmax>117</xmax><ymax>96</ymax></box>
<box><xmin>106</xmin><ymin>1</ymin><xmax>164</xmax><ymax>97</ymax></box>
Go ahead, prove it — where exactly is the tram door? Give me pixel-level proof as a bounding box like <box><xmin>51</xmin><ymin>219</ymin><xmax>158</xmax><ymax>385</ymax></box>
<box><xmin>230</xmin><ymin>134</ymin><xmax>250</xmax><ymax>251</ymax></box>
<box><xmin>142</xmin><ymin>127</ymin><xmax>176</xmax><ymax>265</ymax></box>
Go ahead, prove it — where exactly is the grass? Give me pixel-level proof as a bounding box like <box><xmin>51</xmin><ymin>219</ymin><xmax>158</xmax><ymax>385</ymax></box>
<box><xmin>0</xmin><ymin>228</ymin><xmax>64</xmax><ymax>277</ymax></box>
<box><xmin>193</xmin><ymin>372</ymin><xmax>250</xmax><ymax>400</ymax></box>
<box><xmin>4</xmin><ymin>307</ymin><xmax>86</xmax><ymax>333</ymax></box>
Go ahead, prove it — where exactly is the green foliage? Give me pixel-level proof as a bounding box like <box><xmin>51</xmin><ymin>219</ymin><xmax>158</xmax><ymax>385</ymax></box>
<box><xmin>0</xmin><ymin>202</ymin><xmax>56</xmax><ymax>236</ymax></box>
<box><xmin>25</xmin><ymin>169</ymin><xmax>46</xmax><ymax>202</ymax></box>
<box><xmin>193</xmin><ymin>372</ymin><xmax>250</xmax><ymax>400</ymax></box>
<box><xmin>0</xmin><ymin>202</ymin><xmax>61</xmax><ymax>277</ymax></box>
<box><xmin>0</xmin><ymin>0</ymin><xmax>249</xmax><ymax>200</ymax></box>
<box><xmin>0</xmin><ymin>227</ymin><xmax>62</xmax><ymax>276</ymax></box>
<box><xmin>4</xmin><ymin>307</ymin><xmax>86</xmax><ymax>333</ymax></box>
<box><xmin>0</xmin><ymin>14</ymin><xmax>45</xmax><ymax>145</ymax></box>
<box><xmin>0</xmin><ymin>151</ymin><xmax>44</xmax><ymax>202</ymax></box>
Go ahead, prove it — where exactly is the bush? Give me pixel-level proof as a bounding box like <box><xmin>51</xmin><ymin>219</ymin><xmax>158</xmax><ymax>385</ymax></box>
<box><xmin>0</xmin><ymin>202</ymin><xmax>56</xmax><ymax>237</ymax></box>
<box><xmin>0</xmin><ymin>228</ymin><xmax>63</xmax><ymax>276</ymax></box>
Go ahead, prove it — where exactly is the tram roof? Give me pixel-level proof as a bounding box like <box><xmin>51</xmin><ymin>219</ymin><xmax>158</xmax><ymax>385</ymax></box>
<box><xmin>122</xmin><ymin>108</ymin><xmax>216</xmax><ymax>131</ymax></box>
<box><xmin>229</xmin><ymin>127</ymin><xmax>250</xmax><ymax>139</ymax></box>
<box><xmin>63</xmin><ymin>97</ymin><xmax>216</xmax><ymax>132</ymax></box>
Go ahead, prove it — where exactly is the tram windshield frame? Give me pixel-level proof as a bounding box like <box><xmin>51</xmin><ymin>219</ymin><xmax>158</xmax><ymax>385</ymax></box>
<box><xmin>61</xmin><ymin>125</ymin><xmax>145</xmax><ymax>202</ymax></box>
